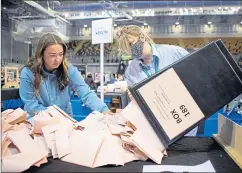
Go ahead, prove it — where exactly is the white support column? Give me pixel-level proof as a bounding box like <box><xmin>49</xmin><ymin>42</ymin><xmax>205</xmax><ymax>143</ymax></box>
<box><xmin>100</xmin><ymin>43</ymin><xmax>104</xmax><ymax>102</ymax></box>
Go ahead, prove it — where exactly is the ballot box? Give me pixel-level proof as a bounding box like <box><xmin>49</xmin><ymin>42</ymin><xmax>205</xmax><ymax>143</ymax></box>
<box><xmin>129</xmin><ymin>40</ymin><xmax>242</xmax><ymax>148</ymax></box>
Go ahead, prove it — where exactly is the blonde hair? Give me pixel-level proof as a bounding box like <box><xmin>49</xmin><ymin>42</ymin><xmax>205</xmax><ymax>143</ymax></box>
<box><xmin>25</xmin><ymin>33</ymin><xmax>69</xmax><ymax>95</ymax></box>
<box><xmin>116</xmin><ymin>25</ymin><xmax>154</xmax><ymax>55</ymax></box>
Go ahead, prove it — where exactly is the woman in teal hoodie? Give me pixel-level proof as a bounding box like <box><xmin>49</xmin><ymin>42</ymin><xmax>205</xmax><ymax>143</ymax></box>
<box><xmin>20</xmin><ymin>33</ymin><xmax>110</xmax><ymax>117</ymax></box>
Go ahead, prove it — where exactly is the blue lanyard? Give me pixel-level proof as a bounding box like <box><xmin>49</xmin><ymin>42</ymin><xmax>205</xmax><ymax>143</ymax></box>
<box><xmin>141</xmin><ymin>56</ymin><xmax>159</xmax><ymax>78</ymax></box>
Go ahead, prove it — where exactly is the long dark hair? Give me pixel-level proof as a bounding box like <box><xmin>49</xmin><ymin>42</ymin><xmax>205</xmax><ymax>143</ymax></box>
<box><xmin>25</xmin><ymin>33</ymin><xmax>69</xmax><ymax>95</ymax></box>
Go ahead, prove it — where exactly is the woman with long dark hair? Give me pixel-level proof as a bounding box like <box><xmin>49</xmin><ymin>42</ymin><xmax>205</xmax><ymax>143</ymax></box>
<box><xmin>20</xmin><ymin>33</ymin><xmax>110</xmax><ymax>117</ymax></box>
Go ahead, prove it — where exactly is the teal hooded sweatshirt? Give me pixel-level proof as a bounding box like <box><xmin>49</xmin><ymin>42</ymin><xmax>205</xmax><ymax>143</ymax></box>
<box><xmin>19</xmin><ymin>64</ymin><xmax>108</xmax><ymax>117</ymax></box>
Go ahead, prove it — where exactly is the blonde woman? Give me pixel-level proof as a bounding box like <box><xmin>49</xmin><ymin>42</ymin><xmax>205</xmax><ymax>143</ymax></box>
<box><xmin>117</xmin><ymin>25</ymin><xmax>198</xmax><ymax>136</ymax></box>
<box><xmin>117</xmin><ymin>25</ymin><xmax>188</xmax><ymax>86</ymax></box>
<box><xmin>20</xmin><ymin>33</ymin><xmax>111</xmax><ymax>117</ymax></box>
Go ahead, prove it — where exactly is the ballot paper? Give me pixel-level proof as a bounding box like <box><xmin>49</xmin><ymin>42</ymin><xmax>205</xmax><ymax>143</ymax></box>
<box><xmin>33</xmin><ymin>111</ymin><xmax>60</xmax><ymax>134</ymax></box>
<box><xmin>93</xmin><ymin>130</ymin><xmax>125</xmax><ymax>167</ymax></box>
<box><xmin>34</xmin><ymin>135</ymin><xmax>51</xmax><ymax>157</ymax></box>
<box><xmin>2</xmin><ymin>109</ymin><xmax>15</xmax><ymax>117</ymax></box>
<box><xmin>129</xmin><ymin>40</ymin><xmax>242</xmax><ymax>148</ymax></box>
<box><xmin>47</xmin><ymin>106</ymin><xmax>74</xmax><ymax>136</ymax></box>
<box><xmin>121</xmin><ymin>101</ymin><xmax>165</xmax><ymax>164</ymax></box>
<box><xmin>55</xmin><ymin>125</ymin><xmax>71</xmax><ymax>158</ymax></box>
<box><xmin>2</xmin><ymin>108</ymin><xmax>27</xmax><ymax>125</ymax></box>
<box><xmin>76</xmin><ymin>111</ymin><xmax>107</xmax><ymax>130</ymax></box>
<box><xmin>42</xmin><ymin>124</ymin><xmax>59</xmax><ymax>158</ymax></box>
<box><xmin>61</xmin><ymin>129</ymin><xmax>105</xmax><ymax>168</ymax></box>
<box><xmin>2</xmin><ymin>127</ymin><xmax>48</xmax><ymax>172</ymax></box>
<box><xmin>142</xmin><ymin>160</ymin><xmax>216</xmax><ymax>172</ymax></box>
<box><xmin>68</xmin><ymin>111</ymin><xmax>145</xmax><ymax>167</ymax></box>
<box><xmin>3</xmin><ymin>104</ymin><xmax>211</xmax><ymax>171</ymax></box>
<box><xmin>2</xmin><ymin>120</ymin><xmax>14</xmax><ymax>133</ymax></box>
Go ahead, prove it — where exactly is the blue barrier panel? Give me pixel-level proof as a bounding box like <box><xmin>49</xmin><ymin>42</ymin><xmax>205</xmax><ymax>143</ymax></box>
<box><xmin>70</xmin><ymin>95</ymin><xmax>112</xmax><ymax>121</ymax></box>
<box><xmin>71</xmin><ymin>100</ymin><xmax>92</xmax><ymax>117</ymax></box>
<box><xmin>203</xmin><ymin>112</ymin><xmax>219</xmax><ymax>137</ymax></box>
<box><xmin>202</xmin><ymin>108</ymin><xmax>242</xmax><ymax>137</ymax></box>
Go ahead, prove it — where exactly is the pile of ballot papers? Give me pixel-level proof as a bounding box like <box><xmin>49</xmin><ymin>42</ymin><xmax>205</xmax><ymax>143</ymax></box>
<box><xmin>1</xmin><ymin>101</ymin><xmax>166</xmax><ymax>172</ymax></box>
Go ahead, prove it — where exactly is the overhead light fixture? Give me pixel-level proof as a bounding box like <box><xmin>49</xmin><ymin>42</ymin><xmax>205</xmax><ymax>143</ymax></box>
<box><xmin>207</xmin><ymin>21</ymin><xmax>212</xmax><ymax>25</ymax></box>
<box><xmin>231</xmin><ymin>7</ymin><xmax>236</xmax><ymax>11</ymax></box>
<box><xmin>199</xmin><ymin>8</ymin><xmax>203</xmax><ymax>11</ymax></box>
<box><xmin>64</xmin><ymin>13</ymin><xmax>69</xmax><ymax>17</ymax></box>
<box><xmin>219</xmin><ymin>7</ymin><xmax>222</xmax><ymax>10</ymax></box>
<box><xmin>136</xmin><ymin>9</ymin><xmax>140</xmax><ymax>15</ymax></box>
<box><xmin>240</xmin><ymin>21</ymin><xmax>242</xmax><ymax>24</ymax></box>
<box><xmin>24</xmin><ymin>40</ymin><xmax>31</xmax><ymax>44</ymax></box>
<box><xmin>175</xmin><ymin>21</ymin><xmax>179</xmax><ymax>25</ymax></box>
<box><xmin>3</xmin><ymin>7</ymin><xmax>7</xmax><ymax>10</ymax></box>
<box><xmin>144</xmin><ymin>23</ymin><xmax>148</xmax><ymax>26</ymax></box>
<box><xmin>113</xmin><ymin>23</ymin><xmax>117</xmax><ymax>27</ymax></box>
<box><xmin>84</xmin><ymin>25</ymin><xmax>87</xmax><ymax>28</ymax></box>
<box><xmin>132</xmin><ymin>10</ymin><xmax>135</xmax><ymax>15</ymax></box>
<box><xmin>225</xmin><ymin>7</ymin><xmax>228</xmax><ymax>10</ymax></box>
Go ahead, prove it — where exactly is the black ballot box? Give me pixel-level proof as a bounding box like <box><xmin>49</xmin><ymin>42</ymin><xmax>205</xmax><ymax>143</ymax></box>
<box><xmin>129</xmin><ymin>40</ymin><xmax>242</xmax><ymax>148</ymax></box>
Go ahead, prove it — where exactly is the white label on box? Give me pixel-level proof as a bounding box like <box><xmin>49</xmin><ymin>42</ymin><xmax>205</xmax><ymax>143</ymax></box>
<box><xmin>138</xmin><ymin>68</ymin><xmax>205</xmax><ymax>140</ymax></box>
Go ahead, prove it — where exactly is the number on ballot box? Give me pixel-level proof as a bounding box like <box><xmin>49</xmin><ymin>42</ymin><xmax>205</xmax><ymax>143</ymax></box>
<box><xmin>170</xmin><ymin>105</ymin><xmax>190</xmax><ymax>124</ymax></box>
<box><xmin>180</xmin><ymin>105</ymin><xmax>190</xmax><ymax>117</ymax></box>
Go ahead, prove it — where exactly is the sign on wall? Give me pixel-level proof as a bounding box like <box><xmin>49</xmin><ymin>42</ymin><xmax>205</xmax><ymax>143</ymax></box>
<box><xmin>92</xmin><ymin>18</ymin><xmax>113</xmax><ymax>44</ymax></box>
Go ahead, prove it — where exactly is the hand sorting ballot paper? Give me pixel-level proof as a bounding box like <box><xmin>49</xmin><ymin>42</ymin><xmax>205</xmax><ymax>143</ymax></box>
<box><xmin>1</xmin><ymin>102</ymin><xmax>167</xmax><ymax>172</ymax></box>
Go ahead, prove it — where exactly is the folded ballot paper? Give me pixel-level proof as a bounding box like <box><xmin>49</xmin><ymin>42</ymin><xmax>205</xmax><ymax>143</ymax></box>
<box><xmin>129</xmin><ymin>39</ymin><xmax>242</xmax><ymax>148</ymax></box>
<box><xmin>2</xmin><ymin>105</ymin><xmax>162</xmax><ymax>171</ymax></box>
<box><xmin>1</xmin><ymin>109</ymin><xmax>48</xmax><ymax>172</ymax></box>
<box><xmin>61</xmin><ymin>111</ymin><xmax>149</xmax><ymax>168</ymax></box>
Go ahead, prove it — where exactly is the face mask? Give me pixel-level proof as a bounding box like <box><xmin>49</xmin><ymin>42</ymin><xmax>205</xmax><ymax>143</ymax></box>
<box><xmin>131</xmin><ymin>40</ymin><xmax>144</xmax><ymax>60</ymax></box>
